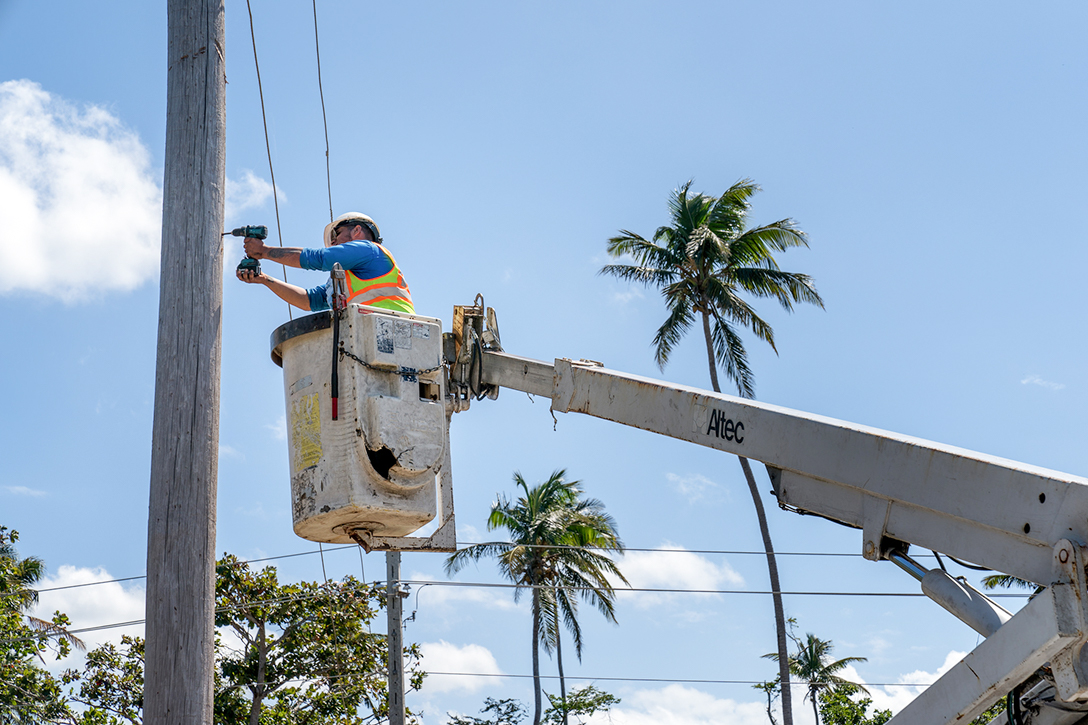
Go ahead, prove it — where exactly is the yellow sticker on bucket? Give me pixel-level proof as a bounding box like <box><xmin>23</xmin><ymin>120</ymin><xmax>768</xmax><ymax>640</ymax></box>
<box><xmin>290</xmin><ymin>393</ymin><xmax>322</xmax><ymax>473</ymax></box>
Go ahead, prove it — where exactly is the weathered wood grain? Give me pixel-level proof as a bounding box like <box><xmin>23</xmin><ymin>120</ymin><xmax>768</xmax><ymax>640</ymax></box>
<box><xmin>144</xmin><ymin>1</ymin><xmax>225</xmax><ymax>722</ymax></box>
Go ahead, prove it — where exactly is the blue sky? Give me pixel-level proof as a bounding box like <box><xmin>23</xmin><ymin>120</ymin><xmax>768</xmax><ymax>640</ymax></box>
<box><xmin>2</xmin><ymin>2</ymin><xmax>1087</xmax><ymax>723</ymax></box>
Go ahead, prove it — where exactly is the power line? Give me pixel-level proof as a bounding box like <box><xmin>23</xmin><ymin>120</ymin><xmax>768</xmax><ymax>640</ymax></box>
<box><xmin>312</xmin><ymin>0</ymin><xmax>333</xmax><ymax>222</ymax></box>
<box><xmin>423</xmin><ymin>670</ymin><xmax>936</xmax><ymax>689</ymax></box>
<box><xmin>15</xmin><ymin>542</ymin><xmax>1000</xmax><ymax>599</ymax></box>
<box><xmin>215</xmin><ymin>668</ymin><xmax>937</xmax><ymax>692</ymax></box>
<box><xmin>399</xmin><ymin>579</ymin><xmax>1029</xmax><ymax>598</ymax></box>
<box><xmin>244</xmin><ymin>0</ymin><xmax>292</xmax><ymax>320</ymax></box>
<box><xmin>8</xmin><ymin>575</ymin><xmax>1029</xmax><ymax>646</ymax></box>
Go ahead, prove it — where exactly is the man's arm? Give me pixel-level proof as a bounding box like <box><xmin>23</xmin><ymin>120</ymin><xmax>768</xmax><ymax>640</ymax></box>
<box><xmin>236</xmin><ymin>268</ymin><xmax>311</xmax><ymax>310</ymax></box>
<box><xmin>243</xmin><ymin>237</ymin><xmax>303</xmax><ymax>268</ymax></box>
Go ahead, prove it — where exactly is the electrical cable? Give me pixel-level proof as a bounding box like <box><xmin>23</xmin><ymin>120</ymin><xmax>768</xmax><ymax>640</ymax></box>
<box><xmin>4</xmin><ymin>572</ymin><xmax>1030</xmax><ymax>647</ymax></box>
<box><xmin>944</xmin><ymin>553</ymin><xmax>993</xmax><ymax>572</ymax></box>
<box><xmin>933</xmin><ymin>550</ymin><xmax>948</xmax><ymax>573</ymax></box>
<box><xmin>420</xmin><ymin>671</ymin><xmax>937</xmax><ymax>688</ymax></box>
<box><xmin>244</xmin><ymin>0</ymin><xmax>292</xmax><ymax>320</ymax></box>
<box><xmin>312</xmin><ymin>0</ymin><xmax>333</xmax><ymax>223</ymax></box>
<box><xmin>9</xmin><ymin>543</ymin><xmax>986</xmax><ymax>600</ymax></box>
<box><xmin>397</xmin><ymin>579</ymin><xmax>1030</xmax><ymax>598</ymax></box>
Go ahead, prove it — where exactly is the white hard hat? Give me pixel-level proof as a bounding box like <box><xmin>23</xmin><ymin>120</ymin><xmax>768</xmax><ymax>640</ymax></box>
<box><xmin>323</xmin><ymin>212</ymin><xmax>382</xmax><ymax>247</ymax></box>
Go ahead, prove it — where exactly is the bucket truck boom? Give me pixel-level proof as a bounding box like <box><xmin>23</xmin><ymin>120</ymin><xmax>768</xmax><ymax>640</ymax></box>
<box><xmin>446</xmin><ymin>302</ymin><xmax>1088</xmax><ymax>725</ymax></box>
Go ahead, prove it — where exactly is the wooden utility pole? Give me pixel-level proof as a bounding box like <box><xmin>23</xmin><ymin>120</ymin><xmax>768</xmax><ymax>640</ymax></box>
<box><xmin>386</xmin><ymin>552</ymin><xmax>406</xmax><ymax>725</ymax></box>
<box><xmin>144</xmin><ymin>1</ymin><xmax>226</xmax><ymax>722</ymax></box>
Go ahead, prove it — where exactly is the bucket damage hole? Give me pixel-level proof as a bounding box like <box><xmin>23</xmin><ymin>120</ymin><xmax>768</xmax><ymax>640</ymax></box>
<box><xmin>368</xmin><ymin>446</ymin><xmax>398</xmax><ymax>479</ymax></box>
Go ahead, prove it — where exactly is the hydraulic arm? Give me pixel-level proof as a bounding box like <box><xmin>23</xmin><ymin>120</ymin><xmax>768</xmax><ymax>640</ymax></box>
<box><xmin>447</xmin><ymin>302</ymin><xmax>1088</xmax><ymax>725</ymax></box>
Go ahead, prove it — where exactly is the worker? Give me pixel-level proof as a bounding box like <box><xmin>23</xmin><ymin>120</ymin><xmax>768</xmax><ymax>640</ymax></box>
<box><xmin>235</xmin><ymin>212</ymin><xmax>414</xmax><ymax>314</ymax></box>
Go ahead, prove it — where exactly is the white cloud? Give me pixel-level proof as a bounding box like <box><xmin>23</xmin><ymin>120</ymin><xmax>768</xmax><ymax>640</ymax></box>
<box><xmin>0</xmin><ymin>80</ymin><xmax>162</xmax><ymax>302</ymax></box>
<box><xmin>1021</xmin><ymin>374</ymin><xmax>1065</xmax><ymax>391</ymax></box>
<box><xmin>614</xmin><ymin>543</ymin><xmax>744</xmax><ymax>609</ymax></box>
<box><xmin>419</xmin><ymin>640</ymin><xmax>504</xmax><ymax>694</ymax></box>
<box><xmin>456</xmin><ymin>523</ymin><xmax>484</xmax><ymax>544</ymax></box>
<box><xmin>29</xmin><ymin>565</ymin><xmax>145</xmax><ymax>675</ymax></box>
<box><xmin>584</xmin><ymin>684</ymin><xmax>771</xmax><ymax>725</ymax></box>
<box><xmin>219</xmin><ymin>444</ymin><xmax>244</xmax><ymax>459</ymax></box>
<box><xmin>225</xmin><ymin>169</ymin><xmax>280</xmax><ymax>223</ymax></box>
<box><xmin>5</xmin><ymin>485</ymin><xmax>48</xmax><ymax>497</ymax></box>
<box><xmin>666</xmin><ymin>472</ymin><xmax>721</xmax><ymax>503</ymax></box>
<box><xmin>267</xmin><ymin>414</ymin><xmax>287</xmax><ymax>441</ymax></box>
<box><xmin>841</xmin><ymin>649</ymin><xmax>964</xmax><ymax>715</ymax></box>
<box><xmin>610</xmin><ymin>287</ymin><xmax>644</xmax><ymax>305</ymax></box>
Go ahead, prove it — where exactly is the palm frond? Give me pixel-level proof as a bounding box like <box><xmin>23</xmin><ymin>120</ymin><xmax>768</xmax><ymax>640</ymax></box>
<box><xmin>598</xmin><ymin>263</ymin><xmax>674</xmax><ymax>287</ymax></box>
<box><xmin>734</xmin><ymin>267</ymin><xmax>824</xmax><ymax>311</ymax></box>
<box><xmin>652</xmin><ymin>296</ymin><xmax>694</xmax><ymax>370</ymax></box>
<box><xmin>27</xmin><ymin>615</ymin><xmax>86</xmax><ymax>652</ymax></box>
<box><xmin>705</xmin><ymin>280</ymin><xmax>778</xmax><ymax>351</ymax></box>
<box><xmin>708</xmin><ymin>178</ymin><xmax>759</xmax><ymax>237</ymax></box>
<box><xmin>732</xmin><ymin>220</ymin><xmax>810</xmax><ymax>260</ymax></box>
<box><xmin>710</xmin><ymin>318</ymin><xmax>755</xmax><ymax>398</ymax></box>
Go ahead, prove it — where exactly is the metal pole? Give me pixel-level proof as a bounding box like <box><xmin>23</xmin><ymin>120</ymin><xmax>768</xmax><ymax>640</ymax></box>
<box><xmin>144</xmin><ymin>1</ymin><xmax>225</xmax><ymax>722</ymax></box>
<box><xmin>386</xmin><ymin>551</ymin><xmax>405</xmax><ymax>725</ymax></box>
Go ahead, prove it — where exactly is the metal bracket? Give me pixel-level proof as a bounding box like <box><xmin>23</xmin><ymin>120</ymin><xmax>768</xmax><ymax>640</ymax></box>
<box><xmin>1048</xmin><ymin>539</ymin><xmax>1088</xmax><ymax>701</ymax></box>
<box><xmin>887</xmin><ymin>539</ymin><xmax>1088</xmax><ymax>724</ymax></box>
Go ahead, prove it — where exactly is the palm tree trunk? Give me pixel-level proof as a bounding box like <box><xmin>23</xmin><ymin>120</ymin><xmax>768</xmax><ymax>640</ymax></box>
<box><xmin>532</xmin><ymin>587</ymin><xmax>542</xmax><ymax>725</ymax></box>
<box><xmin>700</xmin><ymin>313</ymin><xmax>793</xmax><ymax>725</ymax></box>
<box><xmin>811</xmin><ymin>688</ymin><xmax>820</xmax><ymax>725</ymax></box>
<box><xmin>556</xmin><ymin>627</ymin><xmax>568</xmax><ymax>725</ymax></box>
<box><xmin>701</xmin><ymin>310</ymin><xmax>721</xmax><ymax>393</ymax></box>
<box><xmin>740</xmin><ymin>456</ymin><xmax>793</xmax><ymax>725</ymax></box>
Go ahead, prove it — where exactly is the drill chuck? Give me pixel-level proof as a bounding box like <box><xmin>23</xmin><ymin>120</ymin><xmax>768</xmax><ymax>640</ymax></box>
<box><xmin>230</xmin><ymin>225</ymin><xmax>268</xmax><ymax>239</ymax></box>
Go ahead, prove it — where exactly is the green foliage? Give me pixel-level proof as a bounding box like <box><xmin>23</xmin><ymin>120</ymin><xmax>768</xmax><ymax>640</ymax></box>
<box><xmin>969</xmin><ymin>696</ymin><xmax>1006</xmax><ymax>725</ymax></box>
<box><xmin>61</xmin><ymin>635</ymin><xmax>144</xmax><ymax>725</ymax></box>
<box><xmin>446</xmin><ymin>470</ymin><xmax>626</xmax><ymax>725</ymax></box>
<box><xmin>447</xmin><ymin>697</ymin><xmax>527</xmax><ymax>725</ymax></box>
<box><xmin>753</xmin><ymin>679</ymin><xmax>780</xmax><ymax>725</ymax></box>
<box><xmin>0</xmin><ymin>526</ymin><xmax>73</xmax><ymax>722</ymax></box>
<box><xmin>59</xmin><ymin>554</ymin><xmax>422</xmax><ymax>725</ymax></box>
<box><xmin>543</xmin><ymin>686</ymin><xmax>619</xmax><ymax>724</ymax></box>
<box><xmin>448</xmin><ymin>688</ymin><xmax>620</xmax><ymax>725</ymax></box>
<box><xmin>600</xmin><ymin>179</ymin><xmax>823</xmax><ymax>398</ymax></box>
<box><xmin>818</xmin><ymin>684</ymin><xmax>891</xmax><ymax>725</ymax></box>
<box><xmin>764</xmin><ymin>627</ymin><xmax>869</xmax><ymax>725</ymax></box>
<box><xmin>215</xmin><ymin>553</ymin><xmax>415</xmax><ymax>724</ymax></box>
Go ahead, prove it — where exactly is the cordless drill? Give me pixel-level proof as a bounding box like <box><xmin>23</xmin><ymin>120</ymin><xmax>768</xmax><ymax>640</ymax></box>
<box><xmin>227</xmin><ymin>225</ymin><xmax>268</xmax><ymax>275</ymax></box>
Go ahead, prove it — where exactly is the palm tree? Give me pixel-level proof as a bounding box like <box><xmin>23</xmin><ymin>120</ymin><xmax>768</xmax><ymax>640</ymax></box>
<box><xmin>445</xmin><ymin>470</ymin><xmax>628</xmax><ymax>725</ymax></box>
<box><xmin>600</xmin><ymin>179</ymin><xmax>824</xmax><ymax>724</ymax></box>
<box><xmin>0</xmin><ymin>526</ymin><xmax>84</xmax><ymax>655</ymax></box>
<box><xmin>765</xmin><ymin>633</ymin><xmax>869</xmax><ymax>725</ymax></box>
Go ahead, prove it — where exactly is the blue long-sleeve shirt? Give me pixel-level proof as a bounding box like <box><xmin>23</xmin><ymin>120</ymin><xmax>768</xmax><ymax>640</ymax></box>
<box><xmin>300</xmin><ymin>241</ymin><xmax>394</xmax><ymax>311</ymax></box>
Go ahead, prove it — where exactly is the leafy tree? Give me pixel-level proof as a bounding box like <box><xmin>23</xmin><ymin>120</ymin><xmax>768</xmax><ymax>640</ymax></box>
<box><xmin>447</xmin><ymin>697</ymin><xmax>527</xmax><ymax>725</ymax></box>
<box><xmin>62</xmin><ymin>555</ymin><xmax>422</xmax><ymax>725</ymax></box>
<box><xmin>543</xmin><ymin>686</ymin><xmax>619</xmax><ymax>724</ymax></box>
<box><xmin>753</xmin><ymin>678</ymin><xmax>780</xmax><ymax>725</ymax></box>
<box><xmin>817</xmin><ymin>684</ymin><xmax>890</xmax><ymax>725</ymax></box>
<box><xmin>600</xmin><ymin>179</ymin><xmax>824</xmax><ymax>724</ymax></box>
<box><xmin>765</xmin><ymin>632</ymin><xmax>868</xmax><ymax>725</ymax></box>
<box><xmin>0</xmin><ymin>526</ymin><xmax>76</xmax><ymax>722</ymax></box>
<box><xmin>61</xmin><ymin>635</ymin><xmax>144</xmax><ymax>724</ymax></box>
<box><xmin>449</xmin><ymin>688</ymin><xmax>619</xmax><ymax>725</ymax></box>
<box><xmin>445</xmin><ymin>470</ymin><xmax>627</xmax><ymax>725</ymax></box>
<box><xmin>969</xmin><ymin>695</ymin><xmax>1006</xmax><ymax>724</ymax></box>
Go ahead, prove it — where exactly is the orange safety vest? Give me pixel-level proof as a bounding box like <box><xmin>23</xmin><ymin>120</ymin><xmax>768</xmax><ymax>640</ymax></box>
<box><xmin>345</xmin><ymin>246</ymin><xmax>415</xmax><ymax>314</ymax></box>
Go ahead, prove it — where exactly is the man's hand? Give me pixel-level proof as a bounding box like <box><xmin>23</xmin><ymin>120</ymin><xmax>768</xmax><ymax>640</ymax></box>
<box><xmin>243</xmin><ymin>236</ymin><xmax>269</xmax><ymax>259</ymax></box>
<box><xmin>236</xmin><ymin>268</ymin><xmax>266</xmax><ymax>284</ymax></box>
